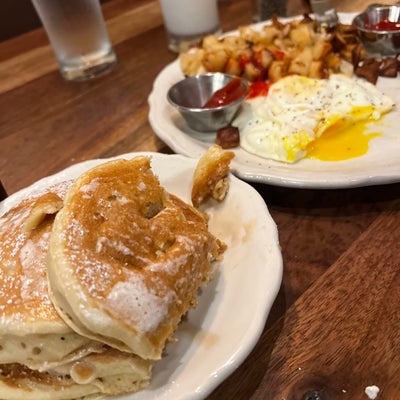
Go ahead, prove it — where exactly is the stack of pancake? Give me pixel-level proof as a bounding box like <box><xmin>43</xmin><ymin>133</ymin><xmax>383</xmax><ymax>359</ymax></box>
<box><xmin>0</xmin><ymin>156</ymin><xmax>226</xmax><ymax>399</ymax></box>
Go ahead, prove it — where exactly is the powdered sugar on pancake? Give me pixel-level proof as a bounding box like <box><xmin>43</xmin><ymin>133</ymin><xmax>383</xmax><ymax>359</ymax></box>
<box><xmin>79</xmin><ymin>178</ymin><xmax>100</xmax><ymax>199</ymax></box>
<box><xmin>95</xmin><ymin>236</ymin><xmax>135</xmax><ymax>256</ymax></box>
<box><xmin>106</xmin><ymin>276</ymin><xmax>176</xmax><ymax>333</ymax></box>
<box><xmin>19</xmin><ymin>233</ymin><xmax>53</xmax><ymax>308</ymax></box>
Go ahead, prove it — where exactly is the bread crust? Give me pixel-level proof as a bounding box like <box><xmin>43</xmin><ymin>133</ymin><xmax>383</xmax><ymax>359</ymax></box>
<box><xmin>191</xmin><ymin>145</ymin><xmax>235</xmax><ymax>208</ymax></box>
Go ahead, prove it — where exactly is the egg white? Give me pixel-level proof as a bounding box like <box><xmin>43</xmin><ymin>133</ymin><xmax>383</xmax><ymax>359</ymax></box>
<box><xmin>239</xmin><ymin>74</ymin><xmax>395</xmax><ymax>163</ymax></box>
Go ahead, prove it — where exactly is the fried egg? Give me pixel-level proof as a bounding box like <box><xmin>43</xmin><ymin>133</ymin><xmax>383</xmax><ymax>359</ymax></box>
<box><xmin>239</xmin><ymin>74</ymin><xmax>395</xmax><ymax>163</ymax></box>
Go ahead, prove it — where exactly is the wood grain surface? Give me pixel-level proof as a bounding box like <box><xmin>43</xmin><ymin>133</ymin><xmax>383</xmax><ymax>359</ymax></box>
<box><xmin>0</xmin><ymin>1</ymin><xmax>399</xmax><ymax>399</ymax></box>
<box><xmin>210</xmin><ymin>184</ymin><xmax>400</xmax><ymax>399</ymax></box>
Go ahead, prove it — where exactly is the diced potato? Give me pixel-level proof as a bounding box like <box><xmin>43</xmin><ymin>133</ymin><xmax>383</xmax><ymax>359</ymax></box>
<box><xmin>312</xmin><ymin>40</ymin><xmax>332</xmax><ymax>61</ymax></box>
<box><xmin>238</xmin><ymin>26</ymin><xmax>259</xmax><ymax>43</ymax></box>
<box><xmin>259</xmin><ymin>25</ymin><xmax>282</xmax><ymax>45</ymax></box>
<box><xmin>202</xmin><ymin>50</ymin><xmax>228</xmax><ymax>72</ymax></box>
<box><xmin>273</xmin><ymin>38</ymin><xmax>288</xmax><ymax>53</ymax></box>
<box><xmin>224</xmin><ymin>58</ymin><xmax>243</xmax><ymax>76</ymax></box>
<box><xmin>290</xmin><ymin>23</ymin><xmax>314</xmax><ymax>48</ymax></box>
<box><xmin>179</xmin><ymin>49</ymin><xmax>205</xmax><ymax>76</ymax></box>
<box><xmin>325</xmin><ymin>53</ymin><xmax>342</xmax><ymax>72</ymax></box>
<box><xmin>288</xmin><ymin>47</ymin><xmax>312</xmax><ymax>75</ymax></box>
<box><xmin>288</xmin><ymin>59</ymin><xmax>309</xmax><ymax>76</ymax></box>
<box><xmin>308</xmin><ymin>60</ymin><xmax>326</xmax><ymax>79</ymax></box>
<box><xmin>223</xmin><ymin>35</ymin><xmax>247</xmax><ymax>57</ymax></box>
<box><xmin>244</xmin><ymin>62</ymin><xmax>262</xmax><ymax>81</ymax></box>
<box><xmin>268</xmin><ymin>60</ymin><xmax>289</xmax><ymax>82</ymax></box>
<box><xmin>202</xmin><ymin>35</ymin><xmax>224</xmax><ymax>52</ymax></box>
<box><xmin>254</xmin><ymin>49</ymin><xmax>274</xmax><ymax>69</ymax></box>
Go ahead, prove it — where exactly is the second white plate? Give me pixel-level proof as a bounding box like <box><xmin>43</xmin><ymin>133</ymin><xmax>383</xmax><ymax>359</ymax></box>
<box><xmin>148</xmin><ymin>13</ymin><xmax>400</xmax><ymax>189</ymax></box>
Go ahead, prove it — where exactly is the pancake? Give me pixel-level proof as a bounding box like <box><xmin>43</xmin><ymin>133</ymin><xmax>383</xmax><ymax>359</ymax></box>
<box><xmin>0</xmin><ymin>349</ymin><xmax>151</xmax><ymax>400</ymax></box>
<box><xmin>0</xmin><ymin>184</ymin><xmax>152</xmax><ymax>399</ymax></box>
<box><xmin>48</xmin><ymin>156</ymin><xmax>225</xmax><ymax>360</ymax></box>
<box><xmin>0</xmin><ymin>183</ymin><xmax>73</xmax><ymax>341</ymax></box>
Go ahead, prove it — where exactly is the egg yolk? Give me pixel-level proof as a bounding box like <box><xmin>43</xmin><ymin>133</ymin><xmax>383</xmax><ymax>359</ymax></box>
<box><xmin>306</xmin><ymin>119</ymin><xmax>382</xmax><ymax>161</ymax></box>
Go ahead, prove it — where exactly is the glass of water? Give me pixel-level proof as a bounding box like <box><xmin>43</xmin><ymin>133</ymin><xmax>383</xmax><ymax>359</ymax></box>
<box><xmin>32</xmin><ymin>0</ymin><xmax>117</xmax><ymax>81</ymax></box>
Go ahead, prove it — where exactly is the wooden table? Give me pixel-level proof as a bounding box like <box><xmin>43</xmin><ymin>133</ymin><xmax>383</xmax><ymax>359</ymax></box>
<box><xmin>1</xmin><ymin>0</ymin><xmax>399</xmax><ymax>399</ymax></box>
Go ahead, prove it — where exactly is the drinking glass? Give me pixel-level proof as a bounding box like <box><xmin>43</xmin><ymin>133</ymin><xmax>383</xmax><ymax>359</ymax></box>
<box><xmin>32</xmin><ymin>0</ymin><xmax>117</xmax><ymax>81</ymax></box>
<box><xmin>159</xmin><ymin>0</ymin><xmax>222</xmax><ymax>53</ymax></box>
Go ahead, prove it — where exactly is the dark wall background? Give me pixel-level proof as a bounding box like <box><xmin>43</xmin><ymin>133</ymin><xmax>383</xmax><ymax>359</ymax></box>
<box><xmin>0</xmin><ymin>0</ymin><xmax>42</xmax><ymax>41</ymax></box>
<box><xmin>0</xmin><ymin>0</ymin><xmax>111</xmax><ymax>42</ymax></box>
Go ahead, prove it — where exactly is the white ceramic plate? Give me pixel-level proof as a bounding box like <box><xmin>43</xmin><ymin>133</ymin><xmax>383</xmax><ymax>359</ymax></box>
<box><xmin>148</xmin><ymin>13</ymin><xmax>400</xmax><ymax>189</ymax></box>
<box><xmin>0</xmin><ymin>152</ymin><xmax>282</xmax><ymax>400</ymax></box>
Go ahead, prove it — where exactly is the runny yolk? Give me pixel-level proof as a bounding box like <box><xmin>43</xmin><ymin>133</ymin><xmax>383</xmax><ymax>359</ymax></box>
<box><xmin>306</xmin><ymin>119</ymin><xmax>382</xmax><ymax>161</ymax></box>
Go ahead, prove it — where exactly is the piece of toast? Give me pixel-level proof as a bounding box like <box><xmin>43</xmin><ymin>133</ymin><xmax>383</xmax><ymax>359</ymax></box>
<box><xmin>191</xmin><ymin>145</ymin><xmax>235</xmax><ymax>208</ymax></box>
